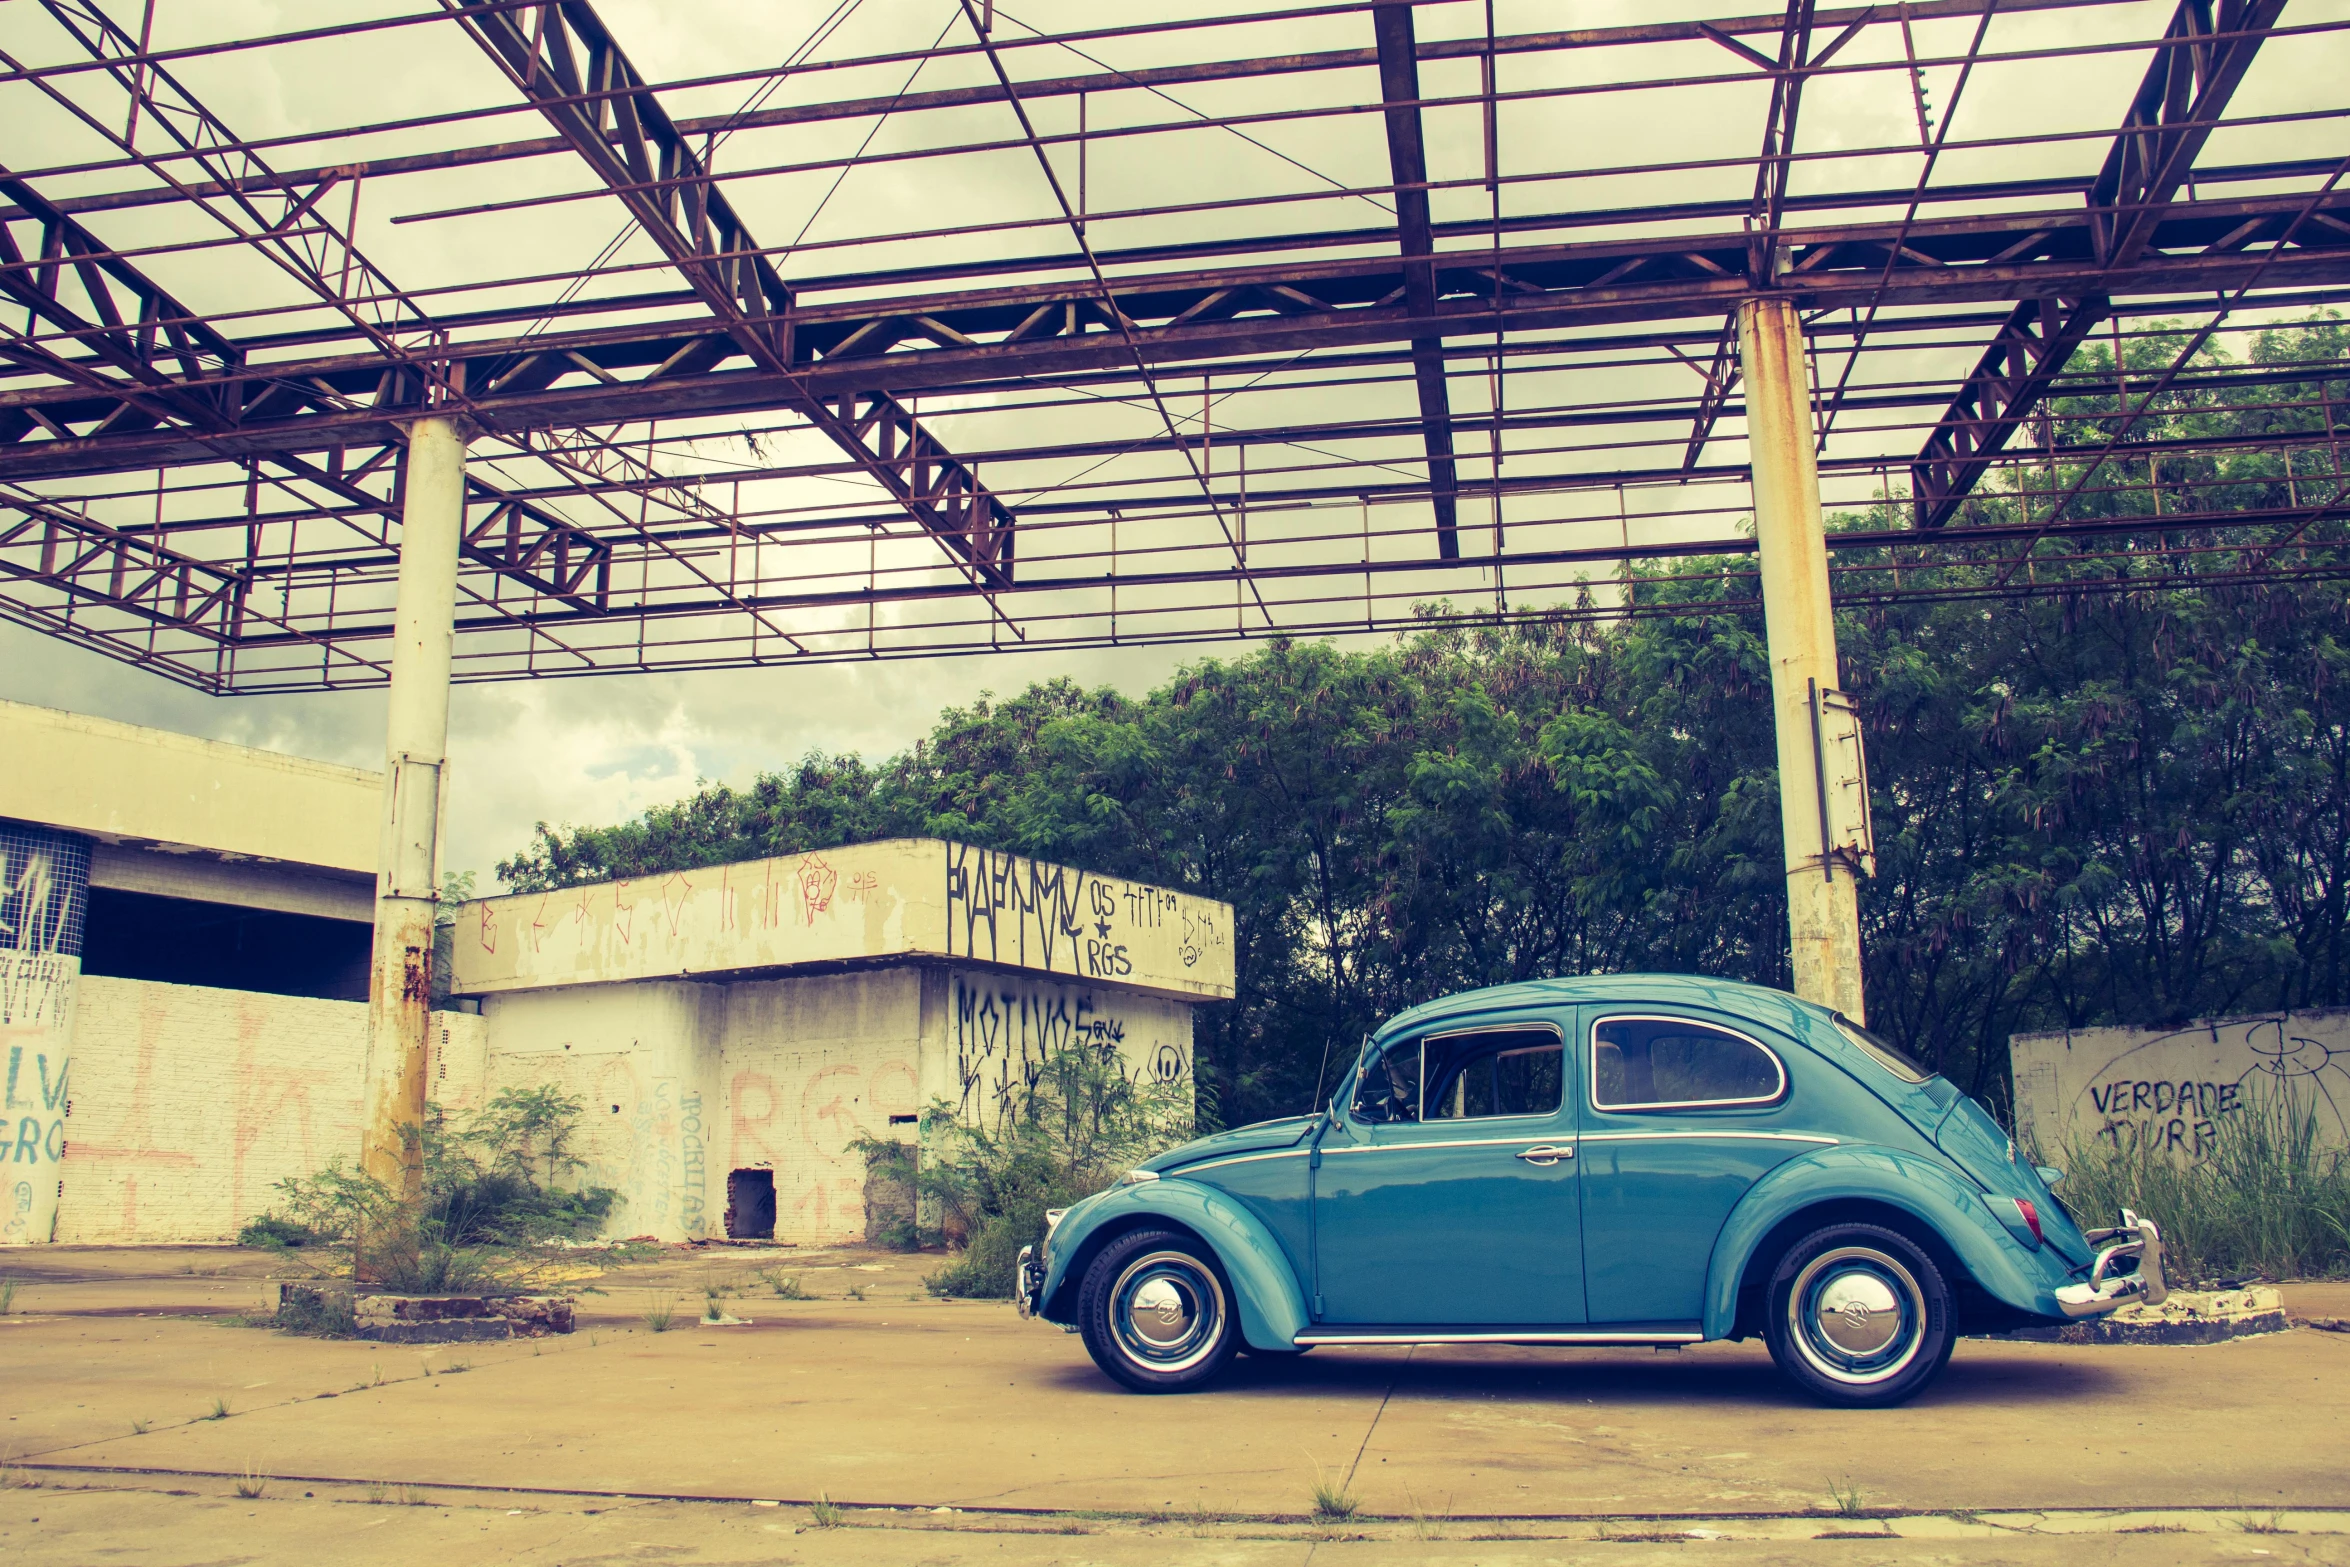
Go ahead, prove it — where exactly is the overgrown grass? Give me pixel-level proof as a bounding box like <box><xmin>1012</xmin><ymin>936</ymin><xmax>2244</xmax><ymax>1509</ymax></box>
<box><xmin>2057</xmin><ymin>1084</ymin><xmax>2350</xmax><ymax>1282</ymax></box>
<box><xmin>922</xmin><ymin>1043</ymin><xmax>1192</xmax><ymax>1299</ymax></box>
<box><xmin>1307</xmin><ymin>1459</ymin><xmax>1359</xmax><ymax>1522</ymax></box>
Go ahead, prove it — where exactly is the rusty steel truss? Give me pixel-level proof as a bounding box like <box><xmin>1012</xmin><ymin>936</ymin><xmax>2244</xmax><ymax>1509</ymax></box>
<box><xmin>0</xmin><ymin>0</ymin><xmax>2345</xmax><ymax>690</ymax></box>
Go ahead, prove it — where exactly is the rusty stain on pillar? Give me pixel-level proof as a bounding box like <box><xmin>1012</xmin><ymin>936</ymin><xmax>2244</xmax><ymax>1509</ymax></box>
<box><xmin>361</xmin><ymin>413</ymin><xmax>465</xmax><ymax>1202</ymax></box>
<box><xmin>1739</xmin><ymin>297</ymin><xmax>1866</xmax><ymax>1022</ymax></box>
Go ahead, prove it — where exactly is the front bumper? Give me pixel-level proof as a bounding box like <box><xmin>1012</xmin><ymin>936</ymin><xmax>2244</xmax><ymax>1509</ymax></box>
<box><xmin>2054</xmin><ymin>1208</ymin><xmax>2169</xmax><ymax>1318</ymax></box>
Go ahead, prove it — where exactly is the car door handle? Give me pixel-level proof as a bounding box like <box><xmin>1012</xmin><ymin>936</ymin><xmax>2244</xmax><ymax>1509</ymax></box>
<box><xmin>1516</xmin><ymin>1144</ymin><xmax>1573</xmax><ymax>1165</ymax></box>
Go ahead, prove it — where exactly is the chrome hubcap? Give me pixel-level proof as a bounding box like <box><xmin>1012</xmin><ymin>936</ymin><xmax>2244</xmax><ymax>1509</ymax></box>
<box><xmin>1788</xmin><ymin>1247</ymin><xmax>1925</xmax><ymax>1385</ymax></box>
<box><xmin>1109</xmin><ymin>1251</ymin><xmax>1225</xmax><ymax>1373</ymax></box>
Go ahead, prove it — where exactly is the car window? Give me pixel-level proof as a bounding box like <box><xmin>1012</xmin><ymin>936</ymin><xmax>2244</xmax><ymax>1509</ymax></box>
<box><xmin>1423</xmin><ymin>1027</ymin><xmax>1564</xmax><ymax>1121</ymax></box>
<box><xmin>1592</xmin><ymin>1015</ymin><xmax>1784</xmax><ymax>1110</ymax></box>
<box><xmin>1830</xmin><ymin>1012</ymin><xmax>1931</xmax><ymax>1083</ymax></box>
<box><xmin>1351</xmin><ymin>1037</ymin><xmax>1423</xmax><ymax>1123</ymax></box>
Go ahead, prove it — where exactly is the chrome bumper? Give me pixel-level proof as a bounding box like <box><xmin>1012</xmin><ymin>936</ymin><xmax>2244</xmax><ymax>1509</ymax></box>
<box><xmin>2055</xmin><ymin>1209</ymin><xmax>2168</xmax><ymax>1318</ymax></box>
<box><xmin>1014</xmin><ymin>1243</ymin><xmax>1044</xmax><ymax>1319</ymax></box>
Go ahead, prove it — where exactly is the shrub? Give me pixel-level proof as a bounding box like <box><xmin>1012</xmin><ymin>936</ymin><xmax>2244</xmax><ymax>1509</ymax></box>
<box><xmin>923</xmin><ymin>1041</ymin><xmax>1191</xmax><ymax>1299</ymax></box>
<box><xmin>2058</xmin><ymin>1082</ymin><xmax>2350</xmax><ymax>1282</ymax></box>
<box><xmin>250</xmin><ymin>1088</ymin><xmax>619</xmax><ymax>1304</ymax></box>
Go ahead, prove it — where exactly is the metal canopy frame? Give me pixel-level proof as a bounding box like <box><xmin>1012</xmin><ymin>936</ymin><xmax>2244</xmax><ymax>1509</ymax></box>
<box><xmin>0</xmin><ymin>0</ymin><xmax>2343</xmax><ymax>691</ymax></box>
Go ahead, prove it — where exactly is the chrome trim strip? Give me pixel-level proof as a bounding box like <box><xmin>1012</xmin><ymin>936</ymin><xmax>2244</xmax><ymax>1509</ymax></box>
<box><xmin>1175</xmin><ymin>1148</ymin><xmax>1311</xmax><ymax>1175</ymax></box>
<box><xmin>1295</xmin><ymin>1334</ymin><xmax>1697</xmax><ymax>1346</ymax></box>
<box><xmin>1321</xmin><ymin>1134</ymin><xmax>1576</xmax><ymax>1155</ymax></box>
<box><xmin>1589</xmin><ymin>1012</ymin><xmax>1791</xmax><ymax>1113</ymax></box>
<box><xmin>1577</xmin><ymin>1130</ymin><xmax>1837</xmax><ymax>1145</ymax></box>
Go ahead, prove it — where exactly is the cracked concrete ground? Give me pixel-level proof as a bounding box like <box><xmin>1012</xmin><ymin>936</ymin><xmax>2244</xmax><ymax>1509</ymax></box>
<box><xmin>1</xmin><ymin>1248</ymin><xmax>2345</xmax><ymax>1565</ymax></box>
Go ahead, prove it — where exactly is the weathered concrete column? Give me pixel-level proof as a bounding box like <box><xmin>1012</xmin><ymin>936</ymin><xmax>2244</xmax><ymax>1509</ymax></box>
<box><xmin>0</xmin><ymin>824</ymin><xmax>88</xmax><ymax>1245</ymax></box>
<box><xmin>361</xmin><ymin>415</ymin><xmax>465</xmax><ymax>1201</ymax></box>
<box><xmin>1739</xmin><ymin>297</ymin><xmax>1866</xmax><ymax>1022</ymax></box>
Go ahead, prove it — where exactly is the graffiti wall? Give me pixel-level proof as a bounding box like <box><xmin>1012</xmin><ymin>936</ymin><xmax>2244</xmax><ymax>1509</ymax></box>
<box><xmin>57</xmin><ymin>977</ymin><xmax>484</xmax><ymax>1243</ymax></box>
<box><xmin>451</xmin><ymin>838</ymin><xmax>1235</xmax><ymax>1003</ymax></box>
<box><xmin>2</xmin><ymin>824</ymin><xmax>87</xmax><ymax>1246</ymax></box>
<box><xmin>934</xmin><ymin>967</ymin><xmax>1195</xmax><ymax>1138</ymax></box>
<box><xmin>2012</xmin><ymin>1010</ymin><xmax>2350</xmax><ymax>1163</ymax></box>
<box><xmin>724</xmin><ymin>971</ymin><xmax>923</xmax><ymax>1243</ymax></box>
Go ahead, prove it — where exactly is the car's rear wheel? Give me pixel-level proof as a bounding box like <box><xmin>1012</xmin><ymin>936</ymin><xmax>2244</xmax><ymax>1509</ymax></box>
<box><xmin>1763</xmin><ymin>1223</ymin><xmax>1954</xmax><ymax>1408</ymax></box>
<box><xmin>1077</xmin><ymin>1227</ymin><xmax>1239</xmax><ymax>1393</ymax></box>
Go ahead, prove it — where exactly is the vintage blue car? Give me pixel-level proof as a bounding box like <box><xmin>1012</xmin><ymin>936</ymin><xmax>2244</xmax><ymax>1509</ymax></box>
<box><xmin>1016</xmin><ymin>974</ymin><xmax>2167</xmax><ymax>1405</ymax></box>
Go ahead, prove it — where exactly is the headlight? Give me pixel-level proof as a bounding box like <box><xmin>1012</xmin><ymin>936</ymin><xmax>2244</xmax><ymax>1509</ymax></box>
<box><xmin>1119</xmin><ymin>1168</ymin><xmax>1160</xmax><ymax>1185</ymax></box>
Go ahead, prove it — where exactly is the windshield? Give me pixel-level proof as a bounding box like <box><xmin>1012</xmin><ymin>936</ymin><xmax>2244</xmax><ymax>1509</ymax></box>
<box><xmin>1831</xmin><ymin>1013</ymin><xmax>1932</xmax><ymax>1084</ymax></box>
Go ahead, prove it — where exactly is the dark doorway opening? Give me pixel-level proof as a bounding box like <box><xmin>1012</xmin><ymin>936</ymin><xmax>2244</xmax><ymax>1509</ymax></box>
<box><xmin>725</xmin><ymin>1169</ymin><xmax>776</xmax><ymax>1239</ymax></box>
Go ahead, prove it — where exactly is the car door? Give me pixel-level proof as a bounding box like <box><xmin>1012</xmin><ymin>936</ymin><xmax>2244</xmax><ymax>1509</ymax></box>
<box><xmin>1312</xmin><ymin>1017</ymin><xmax>1583</xmax><ymax>1326</ymax></box>
<box><xmin>1576</xmin><ymin>1007</ymin><xmax>1828</xmax><ymax>1326</ymax></box>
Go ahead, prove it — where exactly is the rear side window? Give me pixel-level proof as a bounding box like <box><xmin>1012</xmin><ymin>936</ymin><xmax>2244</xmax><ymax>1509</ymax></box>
<box><xmin>1592</xmin><ymin>1016</ymin><xmax>1785</xmax><ymax>1110</ymax></box>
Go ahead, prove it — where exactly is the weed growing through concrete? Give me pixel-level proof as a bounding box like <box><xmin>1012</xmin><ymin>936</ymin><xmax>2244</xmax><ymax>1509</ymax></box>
<box><xmin>2235</xmin><ymin>1512</ymin><xmax>2294</xmax><ymax>1535</ymax></box>
<box><xmin>1403</xmin><ymin>1490</ymin><xmax>1451</xmax><ymax>1541</ymax></box>
<box><xmin>809</xmin><ymin>1492</ymin><xmax>844</xmax><ymax>1528</ymax></box>
<box><xmin>1306</xmin><ymin>1457</ymin><xmax>1358</xmax><ymax>1522</ymax></box>
<box><xmin>439</xmin><ymin>1360</ymin><xmax>470</xmax><ymax>1374</ymax></box>
<box><xmin>205</xmin><ymin>1397</ymin><xmax>232</xmax><ymax>1421</ymax></box>
<box><xmin>2</xmin><ymin>1467</ymin><xmax>40</xmax><ymax>1491</ymax></box>
<box><xmin>757</xmin><ymin>1268</ymin><xmax>807</xmax><ymax>1299</ymax></box>
<box><xmin>370</xmin><ymin>1363</ymin><xmax>385</xmax><ymax>1387</ymax></box>
<box><xmin>644</xmin><ymin>1298</ymin><xmax>677</xmax><ymax>1332</ymax></box>
<box><xmin>702</xmin><ymin>1285</ymin><xmax>729</xmax><ymax>1322</ymax></box>
<box><xmin>128</xmin><ymin>1420</ymin><xmax>150</xmax><ymax>1436</ymax></box>
<box><xmin>0</xmin><ymin>1277</ymin><xmax>17</xmax><ymax>1314</ymax></box>
<box><xmin>843</xmin><ymin>1285</ymin><xmax>866</xmax><ymax>1302</ymax></box>
<box><xmin>234</xmin><ymin>1468</ymin><xmax>268</xmax><ymax>1500</ymax></box>
<box><xmin>1826</xmin><ymin>1477</ymin><xmax>1867</xmax><ymax>1518</ymax></box>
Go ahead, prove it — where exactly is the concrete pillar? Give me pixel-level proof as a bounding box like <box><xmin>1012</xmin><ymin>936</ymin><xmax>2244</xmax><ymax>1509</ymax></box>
<box><xmin>1739</xmin><ymin>298</ymin><xmax>1866</xmax><ymax>1022</ymax></box>
<box><xmin>361</xmin><ymin>415</ymin><xmax>465</xmax><ymax>1201</ymax></box>
<box><xmin>0</xmin><ymin>824</ymin><xmax>88</xmax><ymax>1245</ymax></box>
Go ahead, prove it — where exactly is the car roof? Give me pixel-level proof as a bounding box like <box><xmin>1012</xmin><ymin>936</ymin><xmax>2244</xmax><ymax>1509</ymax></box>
<box><xmin>1372</xmin><ymin>973</ymin><xmax>1836</xmax><ymax>1043</ymax></box>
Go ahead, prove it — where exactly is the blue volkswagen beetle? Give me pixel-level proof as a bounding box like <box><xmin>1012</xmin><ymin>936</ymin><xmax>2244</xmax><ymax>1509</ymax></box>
<box><xmin>1016</xmin><ymin>975</ymin><xmax>2167</xmax><ymax>1406</ymax></box>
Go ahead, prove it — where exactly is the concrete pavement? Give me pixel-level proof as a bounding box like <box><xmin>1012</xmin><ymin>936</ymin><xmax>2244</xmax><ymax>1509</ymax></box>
<box><xmin>1</xmin><ymin>1245</ymin><xmax>2345</xmax><ymax>1563</ymax></box>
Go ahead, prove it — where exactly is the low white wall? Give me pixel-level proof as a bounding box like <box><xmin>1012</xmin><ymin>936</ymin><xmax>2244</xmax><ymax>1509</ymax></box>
<box><xmin>50</xmin><ymin>964</ymin><xmax>1200</xmax><ymax>1246</ymax></box>
<box><xmin>56</xmin><ymin>976</ymin><xmax>484</xmax><ymax>1243</ymax></box>
<box><xmin>2012</xmin><ymin>1009</ymin><xmax>2350</xmax><ymax>1162</ymax></box>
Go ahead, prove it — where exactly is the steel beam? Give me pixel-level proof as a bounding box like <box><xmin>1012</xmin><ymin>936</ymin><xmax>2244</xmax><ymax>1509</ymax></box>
<box><xmin>1909</xmin><ymin>0</ymin><xmax>2286</xmax><ymax>526</ymax></box>
<box><xmin>3</xmin><ymin>186</ymin><xmax>2343</xmax><ymax>483</ymax></box>
<box><xmin>1372</xmin><ymin>2</ymin><xmax>1459</xmax><ymax>558</ymax></box>
<box><xmin>449</xmin><ymin>0</ymin><xmax>1013</xmax><ymax>588</ymax></box>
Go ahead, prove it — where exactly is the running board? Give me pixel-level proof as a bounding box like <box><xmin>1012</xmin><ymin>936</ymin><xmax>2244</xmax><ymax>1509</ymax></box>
<box><xmin>1294</xmin><ymin>1327</ymin><xmax>1703</xmax><ymax>1347</ymax></box>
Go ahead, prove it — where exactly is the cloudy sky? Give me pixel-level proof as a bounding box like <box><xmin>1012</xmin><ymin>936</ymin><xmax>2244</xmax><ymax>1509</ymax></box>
<box><xmin>2</xmin><ymin>0</ymin><xmax>2339</xmax><ymax>886</ymax></box>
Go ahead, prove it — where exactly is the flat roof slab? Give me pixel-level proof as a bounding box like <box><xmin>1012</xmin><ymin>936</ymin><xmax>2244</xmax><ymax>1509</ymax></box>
<box><xmin>451</xmin><ymin>838</ymin><xmax>1236</xmax><ymax>1002</ymax></box>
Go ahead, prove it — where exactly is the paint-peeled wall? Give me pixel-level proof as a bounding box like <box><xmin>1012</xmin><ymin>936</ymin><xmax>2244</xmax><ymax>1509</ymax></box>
<box><xmin>477</xmin><ymin>981</ymin><xmax>726</xmax><ymax>1244</ymax></box>
<box><xmin>57</xmin><ymin>976</ymin><xmax>485</xmax><ymax>1243</ymax></box>
<box><xmin>725</xmin><ymin>971</ymin><xmax>923</xmax><ymax>1243</ymax></box>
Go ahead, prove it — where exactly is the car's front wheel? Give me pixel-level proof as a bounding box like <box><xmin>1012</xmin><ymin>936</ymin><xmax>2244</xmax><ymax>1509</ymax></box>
<box><xmin>1076</xmin><ymin>1227</ymin><xmax>1239</xmax><ymax>1393</ymax></box>
<box><xmin>1763</xmin><ymin>1223</ymin><xmax>1954</xmax><ymax>1408</ymax></box>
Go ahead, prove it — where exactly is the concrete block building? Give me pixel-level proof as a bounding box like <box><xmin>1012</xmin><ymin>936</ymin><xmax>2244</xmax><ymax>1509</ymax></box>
<box><xmin>4</xmin><ymin>698</ymin><xmax>1232</xmax><ymax>1248</ymax></box>
<box><xmin>447</xmin><ymin>840</ymin><xmax>1235</xmax><ymax>1242</ymax></box>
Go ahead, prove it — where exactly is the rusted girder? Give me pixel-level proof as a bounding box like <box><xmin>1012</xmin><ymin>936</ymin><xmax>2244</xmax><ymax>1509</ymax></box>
<box><xmin>1372</xmin><ymin>2</ymin><xmax>1459</xmax><ymax>559</ymax></box>
<box><xmin>449</xmin><ymin>0</ymin><xmax>1013</xmax><ymax>589</ymax></box>
<box><xmin>4</xmin><ymin>185</ymin><xmax>2344</xmax><ymax>484</ymax></box>
<box><xmin>1909</xmin><ymin>0</ymin><xmax>2286</xmax><ymax>527</ymax></box>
